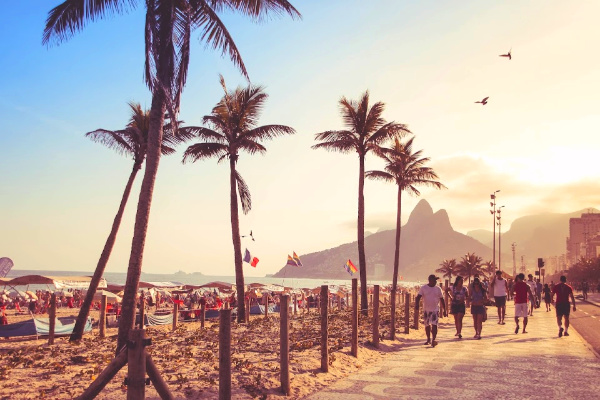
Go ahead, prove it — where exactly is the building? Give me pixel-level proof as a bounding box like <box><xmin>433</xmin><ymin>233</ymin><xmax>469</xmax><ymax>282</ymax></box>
<box><xmin>566</xmin><ymin>211</ymin><xmax>600</xmax><ymax>265</ymax></box>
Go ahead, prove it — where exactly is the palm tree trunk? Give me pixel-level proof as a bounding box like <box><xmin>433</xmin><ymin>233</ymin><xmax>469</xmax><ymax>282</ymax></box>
<box><xmin>358</xmin><ymin>154</ymin><xmax>368</xmax><ymax>316</ymax></box>
<box><xmin>69</xmin><ymin>164</ymin><xmax>140</xmax><ymax>342</ymax></box>
<box><xmin>390</xmin><ymin>185</ymin><xmax>402</xmax><ymax>339</ymax></box>
<box><xmin>230</xmin><ymin>158</ymin><xmax>246</xmax><ymax>323</ymax></box>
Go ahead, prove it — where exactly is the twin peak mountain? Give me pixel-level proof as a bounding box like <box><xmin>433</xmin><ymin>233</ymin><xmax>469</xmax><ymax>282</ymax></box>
<box><xmin>274</xmin><ymin>199</ymin><xmax>489</xmax><ymax>281</ymax></box>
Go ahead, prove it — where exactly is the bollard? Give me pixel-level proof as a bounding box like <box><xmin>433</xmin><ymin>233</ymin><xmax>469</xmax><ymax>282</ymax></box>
<box><xmin>414</xmin><ymin>294</ymin><xmax>420</xmax><ymax>330</ymax></box>
<box><xmin>219</xmin><ymin>309</ymin><xmax>232</xmax><ymax>400</ymax></box>
<box><xmin>200</xmin><ymin>303</ymin><xmax>206</xmax><ymax>329</ymax></box>
<box><xmin>172</xmin><ymin>297</ymin><xmax>179</xmax><ymax>331</ymax></box>
<box><xmin>48</xmin><ymin>293</ymin><xmax>56</xmax><ymax>345</ymax></box>
<box><xmin>139</xmin><ymin>290</ymin><xmax>145</xmax><ymax>329</ymax></box>
<box><xmin>351</xmin><ymin>279</ymin><xmax>358</xmax><ymax>357</ymax></box>
<box><xmin>127</xmin><ymin>329</ymin><xmax>147</xmax><ymax>400</ymax></box>
<box><xmin>320</xmin><ymin>285</ymin><xmax>329</xmax><ymax>372</ymax></box>
<box><xmin>280</xmin><ymin>295</ymin><xmax>290</xmax><ymax>395</ymax></box>
<box><xmin>390</xmin><ymin>288</ymin><xmax>396</xmax><ymax>340</ymax></box>
<box><xmin>404</xmin><ymin>292</ymin><xmax>410</xmax><ymax>334</ymax></box>
<box><xmin>372</xmin><ymin>285</ymin><xmax>380</xmax><ymax>348</ymax></box>
<box><xmin>100</xmin><ymin>294</ymin><xmax>107</xmax><ymax>339</ymax></box>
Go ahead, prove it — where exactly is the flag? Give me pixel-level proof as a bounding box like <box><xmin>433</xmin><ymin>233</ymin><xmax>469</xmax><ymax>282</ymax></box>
<box><xmin>251</xmin><ymin>257</ymin><xmax>259</xmax><ymax>268</ymax></box>
<box><xmin>286</xmin><ymin>255</ymin><xmax>298</xmax><ymax>267</ymax></box>
<box><xmin>346</xmin><ymin>259</ymin><xmax>358</xmax><ymax>274</ymax></box>
<box><xmin>343</xmin><ymin>262</ymin><xmax>353</xmax><ymax>276</ymax></box>
<box><xmin>0</xmin><ymin>257</ymin><xmax>14</xmax><ymax>278</ymax></box>
<box><xmin>293</xmin><ymin>252</ymin><xmax>303</xmax><ymax>267</ymax></box>
<box><xmin>243</xmin><ymin>249</ymin><xmax>251</xmax><ymax>263</ymax></box>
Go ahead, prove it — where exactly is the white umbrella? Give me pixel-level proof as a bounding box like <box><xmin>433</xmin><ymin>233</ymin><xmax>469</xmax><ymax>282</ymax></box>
<box><xmin>93</xmin><ymin>290</ymin><xmax>122</xmax><ymax>302</ymax></box>
<box><xmin>25</xmin><ymin>291</ymin><xmax>38</xmax><ymax>300</ymax></box>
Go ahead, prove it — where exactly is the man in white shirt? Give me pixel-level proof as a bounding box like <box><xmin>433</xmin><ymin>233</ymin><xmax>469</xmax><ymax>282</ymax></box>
<box><xmin>415</xmin><ymin>274</ymin><xmax>446</xmax><ymax>347</ymax></box>
<box><xmin>491</xmin><ymin>270</ymin><xmax>509</xmax><ymax>324</ymax></box>
<box><xmin>526</xmin><ymin>274</ymin><xmax>537</xmax><ymax>316</ymax></box>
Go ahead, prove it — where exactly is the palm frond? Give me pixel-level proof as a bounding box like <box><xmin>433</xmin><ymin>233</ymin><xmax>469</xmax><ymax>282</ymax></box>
<box><xmin>365</xmin><ymin>170</ymin><xmax>394</xmax><ymax>183</ymax></box>
<box><xmin>368</xmin><ymin>121</ymin><xmax>411</xmax><ymax>146</ymax></box>
<box><xmin>311</xmin><ymin>139</ymin><xmax>356</xmax><ymax>153</ymax></box>
<box><xmin>85</xmin><ymin>128</ymin><xmax>135</xmax><ymax>157</ymax></box>
<box><xmin>235</xmin><ymin>170</ymin><xmax>252</xmax><ymax>214</ymax></box>
<box><xmin>236</xmin><ymin>138</ymin><xmax>267</xmax><ymax>155</ymax></box>
<box><xmin>242</xmin><ymin>124</ymin><xmax>295</xmax><ymax>141</ymax></box>
<box><xmin>179</xmin><ymin>126</ymin><xmax>227</xmax><ymax>143</ymax></box>
<box><xmin>221</xmin><ymin>0</ymin><xmax>301</xmax><ymax>22</ymax></box>
<box><xmin>182</xmin><ymin>142</ymin><xmax>229</xmax><ymax>163</ymax></box>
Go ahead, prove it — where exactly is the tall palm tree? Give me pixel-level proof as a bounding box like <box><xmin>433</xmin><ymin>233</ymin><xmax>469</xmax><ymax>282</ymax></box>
<box><xmin>313</xmin><ymin>92</ymin><xmax>411</xmax><ymax>315</ymax></box>
<box><xmin>458</xmin><ymin>252</ymin><xmax>483</xmax><ymax>284</ymax></box>
<box><xmin>69</xmin><ymin>102</ymin><xmax>188</xmax><ymax>342</ymax></box>
<box><xmin>182</xmin><ymin>77</ymin><xmax>294</xmax><ymax>323</ymax></box>
<box><xmin>481</xmin><ymin>260</ymin><xmax>495</xmax><ymax>279</ymax></box>
<box><xmin>44</xmin><ymin>0</ymin><xmax>300</xmax><ymax>352</ymax></box>
<box><xmin>436</xmin><ymin>258</ymin><xmax>458</xmax><ymax>285</ymax></box>
<box><xmin>366</xmin><ymin>137</ymin><xmax>445</xmax><ymax>338</ymax></box>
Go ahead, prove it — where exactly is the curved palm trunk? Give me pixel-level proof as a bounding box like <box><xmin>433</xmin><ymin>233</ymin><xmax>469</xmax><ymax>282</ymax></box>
<box><xmin>390</xmin><ymin>186</ymin><xmax>402</xmax><ymax>339</ymax></box>
<box><xmin>358</xmin><ymin>154</ymin><xmax>368</xmax><ymax>316</ymax></box>
<box><xmin>229</xmin><ymin>159</ymin><xmax>246</xmax><ymax>323</ymax></box>
<box><xmin>69</xmin><ymin>164</ymin><xmax>140</xmax><ymax>342</ymax></box>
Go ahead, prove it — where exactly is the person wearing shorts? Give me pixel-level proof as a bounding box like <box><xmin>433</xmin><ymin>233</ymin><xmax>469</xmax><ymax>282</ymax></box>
<box><xmin>491</xmin><ymin>270</ymin><xmax>509</xmax><ymax>324</ymax></box>
<box><xmin>469</xmin><ymin>278</ymin><xmax>487</xmax><ymax>339</ymax></box>
<box><xmin>513</xmin><ymin>273</ymin><xmax>534</xmax><ymax>334</ymax></box>
<box><xmin>552</xmin><ymin>275</ymin><xmax>576</xmax><ymax>337</ymax></box>
<box><xmin>447</xmin><ymin>275</ymin><xmax>468</xmax><ymax>339</ymax></box>
<box><xmin>416</xmin><ymin>274</ymin><xmax>446</xmax><ymax>347</ymax></box>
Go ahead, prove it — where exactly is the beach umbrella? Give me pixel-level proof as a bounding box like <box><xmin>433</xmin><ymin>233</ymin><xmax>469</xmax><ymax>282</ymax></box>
<box><xmin>25</xmin><ymin>291</ymin><xmax>38</xmax><ymax>300</ymax></box>
<box><xmin>93</xmin><ymin>290</ymin><xmax>122</xmax><ymax>302</ymax></box>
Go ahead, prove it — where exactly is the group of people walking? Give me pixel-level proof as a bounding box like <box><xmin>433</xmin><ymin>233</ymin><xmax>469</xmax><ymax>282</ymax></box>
<box><xmin>416</xmin><ymin>271</ymin><xmax>577</xmax><ymax>347</ymax></box>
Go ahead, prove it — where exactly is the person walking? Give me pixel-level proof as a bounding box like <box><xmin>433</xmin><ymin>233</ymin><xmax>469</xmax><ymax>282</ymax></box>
<box><xmin>542</xmin><ymin>283</ymin><xmax>552</xmax><ymax>312</ymax></box>
<box><xmin>415</xmin><ymin>274</ymin><xmax>446</xmax><ymax>347</ymax></box>
<box><xmin>581</xmin><ymin>279</ymin><xmax>589</xmax><ymax>301</ymax></box>
<box><xmin>491</xmin><ymin>270</ymin><xmax>509</xmax><ymax>324</ymax></box>
<box><xmin>469</xmin><ymin>278</ymin><xmax>486</xmax><ymax>339</ymax></box>
<box><xmin>552</xmin><ymin>275</ymin><xmax>576</xmax><ymax>337</ymax></box>
<box><xmin>447</xmin><ymin>275</ymin><xmax>468</xmax><ymax>339</ymax></box>
<box><xmin>513</xmin><ymin>273</ymin><xmax>534</xmax><ymax>334</ymax></box>
<box><xmin>526</xmin><ymin>274</ymin><xmax>537</xmax><ymax>316</ymax></box>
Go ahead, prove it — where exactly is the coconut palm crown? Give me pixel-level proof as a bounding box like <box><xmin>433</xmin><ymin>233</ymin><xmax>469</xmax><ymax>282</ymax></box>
<box><xmin>458</xmin><ymin>252</ymin><xmax>484</xmax><ymax>284</ymax></box>
<box><xmin>182</xmin><ymin>76</ymin><xmax>295</xmax><ymax>322</ymax></box>
<box><xmin>436</xmin><ymin>258</ymin><xmax>458</xmax><ymax>284</ymax></box>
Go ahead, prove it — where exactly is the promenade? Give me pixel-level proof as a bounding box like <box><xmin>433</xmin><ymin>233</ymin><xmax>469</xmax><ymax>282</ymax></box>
<box><xmin>307</xmin><ymin>303</ymin><xmax>600</xmax><ymax>400</ymax></box>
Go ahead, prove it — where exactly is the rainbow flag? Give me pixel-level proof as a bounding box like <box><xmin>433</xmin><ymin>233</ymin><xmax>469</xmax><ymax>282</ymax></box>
<box><xmin>346</xmin><ymin>259</ymin><xmax>358</xmax><ymax>274</ymax></box>
<box><xmin>286</xmin><ymin>255</ymin><xmax>298</xmax><ymax>267</ymax></box>
<box><xmin>293</xmin><ymin>252</ymin><xmax>303</xmax><ymax>267</ymax></box>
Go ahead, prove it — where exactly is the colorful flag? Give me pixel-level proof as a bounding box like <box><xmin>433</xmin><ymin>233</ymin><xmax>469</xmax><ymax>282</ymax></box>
<box><xmin>286</xmin><ymin>255</ymin><xmax>298</xmax><ymax>267</ymax></box>
<box><xmin>343</xmin><ymin>262</ymin><xmax>353</xmax><ymax>276</ymax></box>
<box><xmin>293</xmin><ymin>252</ymin><xmax>303</xmax><ymax>267</ymax></box>
<box><xmin>346</xmin><ymin>259</ymin><xmax>358</xmax><ymax>274</ymax></box>
<box><xmin>251</xmin><ymin>257</ymin><xmax>259</xmax><ymax>268</ymax></box>
<box><xmin>243</xmin><ymin>249</ymin><xmax>251</xmax><ymax>263</ymax></box>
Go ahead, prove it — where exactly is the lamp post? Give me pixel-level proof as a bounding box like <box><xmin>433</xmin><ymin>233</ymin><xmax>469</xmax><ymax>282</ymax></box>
<box><xmin>490</xmin><ymin>190</ymin><xmax>500</xmax><ymax>269</ymax></box>
<box><xmin>497</xmin><ymin>205</ymin><xmax>505</xmax><ymax>271</ymax></box>
<box><xmin>511</xmin><ymin>242</ymin><xmax>517</xmax><ymax>277</ymax></box>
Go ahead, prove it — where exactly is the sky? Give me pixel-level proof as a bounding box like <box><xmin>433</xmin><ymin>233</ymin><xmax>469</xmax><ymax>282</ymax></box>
<box><xmin>1</xmin><ymin>1</ymin><xmax>600</xmax><ymax>276</ymax></box>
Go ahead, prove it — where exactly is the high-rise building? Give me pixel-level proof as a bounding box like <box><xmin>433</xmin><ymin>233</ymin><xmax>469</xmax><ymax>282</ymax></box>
<box><xmin>566</xmin><ymin>211</ymin><xmax>600</xmax><ymax>265</ymax></box>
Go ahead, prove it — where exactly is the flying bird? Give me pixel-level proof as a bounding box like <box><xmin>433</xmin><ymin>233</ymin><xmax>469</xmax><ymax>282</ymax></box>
<box><xmin>242</xmin><ymin>230</ymin><xmax>255</xmax><ymax>241</ymax></box>
<box><xmin>499</xmin><ymin>49</ymin><xmax>512</xmax><ymax>60</ymax></box>
<box><xmin>475</xmin><ymin>97</ymin><xmax>489</xmax><ymax>105</ymax></box>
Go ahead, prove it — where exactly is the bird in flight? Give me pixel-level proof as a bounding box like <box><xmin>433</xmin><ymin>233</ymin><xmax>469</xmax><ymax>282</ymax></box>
<box><xmin>475</xmin><ymin>97</ymin><xmax>489</xmax><ymax>105</ymax></box>
<box><xmin>499</xmin><ymin>49</ymin><xmax>512</xmax><ymax>60</ymax></box>
<box><xmin>242</xmin><ymin>230</ymin><xmax>255</xmax><ymax>241</ymax></box>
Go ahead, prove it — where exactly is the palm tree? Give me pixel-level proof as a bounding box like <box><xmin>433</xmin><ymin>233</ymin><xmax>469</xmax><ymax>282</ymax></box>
<box><xmin>481</xmin><ymin>260</ymin><xmax>495</xmax><ymax>279</ymax></box>
<box><xmin>182</xmin><ymin>77</ymin><xmax>294</xmax><ymax>323</ymax></box>
<box><xmin>44</xmin><ymin>0</ymin><xmax>300</xmax><ymax>352</ymax></box>
<box><xmin>313</xmin><ymin>92</ymin><xmax>411</xmax><ymax>315</ymax></box>
<box><xmin>458</xmin><ymin>252</ymin><xmax>483</xmax><ymax>284</ymax></box>
<box><xmin>436</xmin><ymin>258</ymin><xmax>458</xmax><ymax>285</ymax></box>
<box><xmin>366</xmin><ymin>137</ymin><xmax>445</xmax><ymax>337</ymax></box>
<box><xmin>69</xmin><ymin>102</ymin><xmax>188</xmax><ymax>342</ymax></box>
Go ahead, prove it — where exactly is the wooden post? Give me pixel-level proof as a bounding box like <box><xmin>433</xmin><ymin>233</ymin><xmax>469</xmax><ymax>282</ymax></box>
<box><xmin>75</xmin><ymin>349</ymin><xmax>128</xmax><ymax>400</ymax></box>
<box><xmin>320</xmin><ymin>285</ymin><xmax>329</xmax><ymax>372</ymax></box>
<box><xmin>369</xmin><ymin>294</ymin><xmax>373</xmax><ymax>308</ymax></box>
<box><xmin>439</xmin><ymin>283</ymin><xmax>444</xmax><ymax>318</ymax></box>
<box><xmin>146</xmin><ymin>354</ymin><xmax>174</xmax><ymax>400</ymax></box>
<box><xmin>264</xmin><ymin>295</ymin><xmax>269</xmax><ymax>319</ymax></box>
<box><xmin>372</xmin><ymin>285</ymin><xmax>380</xmax><ymax>348</ymax></box>
<box><xmin>100</xmin><ymin>294</ymin><xmax>107</xmax><ymax>339</ymax></box>
<box><xmin>293</xmin><ymin>294</ymin><xmax>297</xmax><ymax>316</ymax></box>
<box><xmin>351</xmin><ymin>279</ymin><xmax>358</xmax><ymax>357</ymax></box>
<box><xmin>414</xmin><ymin>293</ymin><xmax>420</xmax><ymax>330</ymax></box>
<box><xmin>317</xmin><ymin>294</ymin><xmax>320</xmax><ymax>313</ymax></box>
<box><xmin>48</xmin><ymin>293</ymin><xmax>56</xmax><ymax>345</ymax></box>
<box><xmin>139</xmin><ymin>290</ymin><xmax>145</xmax><ymax>329</ymax></box>
<box><xmin>346</xmin><ymin>293</ymin><xmax>349</xmax><ymax>309</ymax></box>
<box><xmin>127</xmin><ymin>329</ymin><xmax>147</xmax><ymax>400</ymax></box>
<box><xmin>219</xmin><ymin>309</ymin><xmax>232</xmax><ymax>400</ymax></box>
<box><xmin>245</xmin><ymin>298</ymin><xmax>250</xmax><ymax>324</ymax></box>
<box><xmin>200</xmin><ymin>303</ymin><xmax>206</xmax><ymax>329</ymax></box>
<box><xmin>172</xmin><ymin>297</ymin><xmax>179</xmax><ymax>331</ymax></box>
<box><xmin>444</xmin><ymin>279</ymin><xmax>450</xmax><ymax>317</ymax></box>
<box><xmin>404</xmin><ymin>292</ymin><xmax>410</xmax><ymax>334</ymax></box>
<box><xmin>390</xmin><ymin>289</ymin><xmax>396</xmax><ymax>340</ymax></box>
<box><xmin>280</xmin><ymin>295</ymin><xmax>290</xmax><ymax>395</ymax></box>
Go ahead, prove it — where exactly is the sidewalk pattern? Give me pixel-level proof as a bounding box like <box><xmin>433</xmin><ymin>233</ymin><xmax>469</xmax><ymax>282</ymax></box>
<box><xmin>306</xmin><ymin>307</ymin><xmax>600</xmax><ymax>399</ymax></box>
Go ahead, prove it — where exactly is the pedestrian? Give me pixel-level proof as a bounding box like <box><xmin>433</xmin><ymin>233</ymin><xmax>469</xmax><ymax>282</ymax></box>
<box><xmin>526</xmin><ymin>274</ymin><xmax>537</xmax><ymax>316</ymax></box>
<box><xmin>447</xmin><ymin>275</ymin><xmax>468</xmax><ymax>339</ymax></box>
<box><xmin>469</xmin><ymin>278</ymin><xmax>486</xmax><ymax>339</ymax></box>
<box><xmin>542</xmin><ymin>283</ymin><xmax>552</xmax><ymax>312</ymax></box>
<box><xmin>415</xmin><ymin>274</ymin><xmax>446</xmax><ymax>347</ymax></box>
<box><xmin>581</xmin><ymin>279</ymin><xmax>589</xmax><ymax>300</ymax></box>
<box><xmin>536</xmin><ymin>279</ymin><xmax>543</xmax><ymax>307</ymax></box>
<box><xmin>490</xmin><ymin>270</ymin><xmax>509</xmax><ymax>325</ymax></box>
<box><xmin>552</xmin><ymin>275</ymin><xmax>576</xmax><ymax>337</ymax></box>
<box><xmin>513</xmin><ymin>273</ymin><xmax>534</xmax><ymax>334</ymax></box>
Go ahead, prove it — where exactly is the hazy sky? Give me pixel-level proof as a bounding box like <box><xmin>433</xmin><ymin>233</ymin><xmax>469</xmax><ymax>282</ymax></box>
<box><xmin>1</xmin><ymin>1</ymin><xmax>599</xmax><ymax>276</ymax></box>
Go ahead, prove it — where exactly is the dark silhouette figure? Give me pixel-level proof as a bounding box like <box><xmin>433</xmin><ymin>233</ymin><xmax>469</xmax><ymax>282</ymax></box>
<box><xmin>242</xmin><ymin>230</ymin><xmax>255</xmax><ymax>241</ymax></box>
<box><xmin>499</xmin><ymin>49</ymin><xmax>512</xmax><ymax>60</ymax></box>
<box><xmin>475</xmin><ymin>97</ymin><xmax>489</xmax><ymax>105</ymax></box>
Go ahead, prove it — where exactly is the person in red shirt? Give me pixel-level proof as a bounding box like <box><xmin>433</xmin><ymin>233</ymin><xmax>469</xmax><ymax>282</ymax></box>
<box><xmin>512</xmin><ymin>273</ymin><xmax>534</xmax><ymax>334</ymax></box>
<box><xmin>551</xmin><ymin>275</ymin><xmax>576</xmax><ymax>337</ymax></box>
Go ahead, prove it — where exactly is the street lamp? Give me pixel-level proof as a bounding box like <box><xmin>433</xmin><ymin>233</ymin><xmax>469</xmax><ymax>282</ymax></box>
<box><xmin>490</xmin><ymin>190</ymin><xmax>500</xmax><ymax>269</ymax></box>
<box><xmin>497</xmin><ymin>205</ymin><xmax>505</xmax><ymax>271</ymax></box>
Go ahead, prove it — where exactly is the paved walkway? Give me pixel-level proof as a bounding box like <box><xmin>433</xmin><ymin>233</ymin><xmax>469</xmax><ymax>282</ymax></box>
<box><xmin>307</xmin><ymin>305</ymin><xmax>600</xmax><ymax>399</ymax></box>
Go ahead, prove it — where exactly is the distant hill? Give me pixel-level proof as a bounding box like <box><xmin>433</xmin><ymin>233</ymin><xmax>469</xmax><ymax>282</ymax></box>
<box><xmin>273</xmin><ymin>199</ymin><xmax>491</xmax><ymax>281</ymax></box>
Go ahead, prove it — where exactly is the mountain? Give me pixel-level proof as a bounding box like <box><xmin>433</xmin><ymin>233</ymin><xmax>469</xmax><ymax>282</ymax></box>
<box><xmin>273</xmin><ymin>199</ymin><xmax>491</xmax><ymax>281</ymax></box>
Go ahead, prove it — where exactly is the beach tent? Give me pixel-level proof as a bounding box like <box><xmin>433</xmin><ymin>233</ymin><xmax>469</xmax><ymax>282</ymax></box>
<box><xmin>0</xmin><ymin>275</ymin><xmax>107</xmax><ymax>290</ymax></box>
<box><xmin>198</xmin><ymin>281</ymin><xmax>234</xmax><ymax>291</ymax></box>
